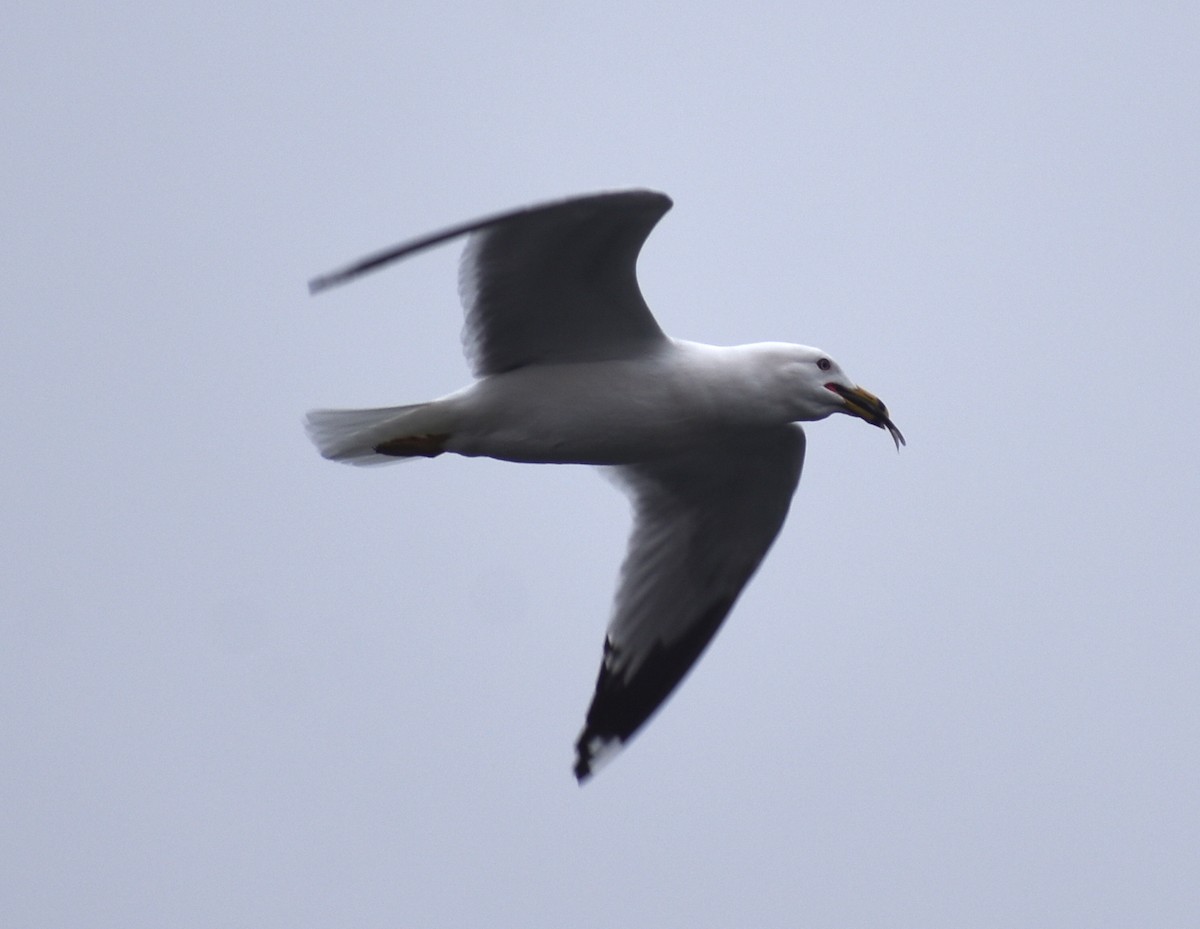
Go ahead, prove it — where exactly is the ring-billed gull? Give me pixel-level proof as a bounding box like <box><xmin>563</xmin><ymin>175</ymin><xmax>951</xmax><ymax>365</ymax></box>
<box><xmin>306</xmin><ymin>190</ymin><xmax>904</xmax><ymax>782</ymax></box>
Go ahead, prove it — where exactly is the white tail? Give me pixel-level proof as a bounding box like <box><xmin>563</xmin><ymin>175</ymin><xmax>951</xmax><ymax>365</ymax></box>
<box><xmin>305</xmin><ymin>403</ymin><xmax>439</xmax><ymax>466</ymax></box>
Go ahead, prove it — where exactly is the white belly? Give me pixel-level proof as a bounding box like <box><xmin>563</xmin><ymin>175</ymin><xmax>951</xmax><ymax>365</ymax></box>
<box><xmin>440</xmin><ymin>345</ymin><xmax>792</xmax><ymax>465</ymax></box>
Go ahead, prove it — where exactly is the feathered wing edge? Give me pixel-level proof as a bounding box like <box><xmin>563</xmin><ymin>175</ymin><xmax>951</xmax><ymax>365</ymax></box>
<box><xmin>308</xmin><ymin>189</ymin><xmax>670</xmax><ymax>298</ymax></box>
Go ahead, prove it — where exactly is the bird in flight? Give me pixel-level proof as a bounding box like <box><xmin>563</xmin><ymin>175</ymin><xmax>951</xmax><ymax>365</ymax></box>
<box><xmin>306</xmin><ymin>190</ymin><xmax>904</xmax><ymax>782</ymax></box>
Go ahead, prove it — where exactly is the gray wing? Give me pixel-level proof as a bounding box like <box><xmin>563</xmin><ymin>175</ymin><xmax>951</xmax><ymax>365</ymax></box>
<box><xmin>574</xmin><ymin>425</ymin><xmax>807</xmax><ymax>782</ymax></box>
<box><xmin>309</xmin><ymin>190</ymin><xmax>673</xmax><ymax>376</ymax></box>
<box><xmin>458</xmin><ymin>190</ymin><xmax>671</xmax><ymax>375</ymax></box>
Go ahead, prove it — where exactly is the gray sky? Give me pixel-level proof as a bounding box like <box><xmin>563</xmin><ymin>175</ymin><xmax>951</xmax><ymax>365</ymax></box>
<box><xmin>3</xmin><ymin>2</ymin><xmax>1198</xmax><ymax>927</ymax></box>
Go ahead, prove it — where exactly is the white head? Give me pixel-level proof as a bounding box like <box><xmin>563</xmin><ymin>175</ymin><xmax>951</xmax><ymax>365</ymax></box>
<box><xmin>772</xmin><ymin>344</ymin><xmax>905</xmax><ymax>449</ymax></box>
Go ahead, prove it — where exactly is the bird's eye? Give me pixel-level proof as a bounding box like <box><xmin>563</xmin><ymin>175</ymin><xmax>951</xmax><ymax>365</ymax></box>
<box><xmin>817</xmin><ymin>358</ymin><xmax>832</xmax><ymax>371</ymax></box>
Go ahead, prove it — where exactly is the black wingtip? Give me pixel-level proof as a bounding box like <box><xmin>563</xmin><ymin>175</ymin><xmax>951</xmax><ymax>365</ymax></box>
<box><xmin>573</xmin><ymin>728</ymin><xmax>617</xmax><ymax>785</ymax></box>
<box><xmin>573</xmin><ymin>727</ymin><xmax>600</xmax><ymax>784</ymax></box>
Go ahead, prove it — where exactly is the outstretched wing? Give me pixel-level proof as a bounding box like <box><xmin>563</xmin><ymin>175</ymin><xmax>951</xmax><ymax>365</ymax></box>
<box><xmin>575</xmin><ymin>425</ymin><xmax>807</xmax><ymax>782</ymax></box>
<box><xmin>309</xmin><ymin>190</ymin><xmax>673</xmax><ymax>376</ymax></box>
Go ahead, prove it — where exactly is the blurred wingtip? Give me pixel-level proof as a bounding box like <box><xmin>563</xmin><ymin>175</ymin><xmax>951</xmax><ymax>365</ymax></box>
<box><xmin>308</xmin><ymin>272</ymin><xmax>340</xmax><ymax>295</ymax></box>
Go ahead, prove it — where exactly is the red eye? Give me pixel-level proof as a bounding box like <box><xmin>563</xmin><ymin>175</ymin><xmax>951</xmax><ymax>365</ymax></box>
<box><xmin>817</xmin><ymin>358</ymin><xmax>832</xmax><ymax>371</ymax></box>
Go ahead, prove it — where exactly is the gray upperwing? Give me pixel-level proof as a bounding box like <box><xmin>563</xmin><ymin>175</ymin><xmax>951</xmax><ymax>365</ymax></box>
<box><xmin>458</xmin><ymin>190</ymin><xmax>672</xmax><ymax>375</ymax></box>
<box><xmin>575</xmin><ymin>425</ymin><xmax>807</xmax><ymax>781</ymax></box>
<box><xmin>309</xmin><ymin>189</ymin><xmax>674</xmax><ymax>376</ymax></box>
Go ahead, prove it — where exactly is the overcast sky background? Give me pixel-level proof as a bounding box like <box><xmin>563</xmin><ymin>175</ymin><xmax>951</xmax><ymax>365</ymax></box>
<box><xmin>3</xmin><ymin>3</ymin><xmax>1198</xmax><ymax>927</ymax></box>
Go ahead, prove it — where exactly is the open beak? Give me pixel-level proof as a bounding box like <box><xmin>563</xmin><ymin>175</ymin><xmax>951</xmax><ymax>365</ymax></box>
<box><xmin>826</xmin><ymin>383</ymin><xmax>906</xmax><ymax>451</ymax></box>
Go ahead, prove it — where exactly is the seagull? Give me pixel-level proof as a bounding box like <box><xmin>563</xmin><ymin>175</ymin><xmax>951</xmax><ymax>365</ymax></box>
<box><xmin>306</xmin><ymin>190</ymin><xmax>904</xmax><ymax>782</ymax></box>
